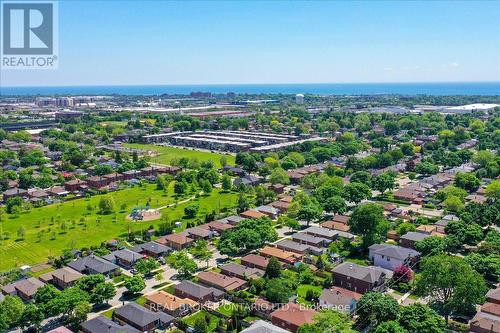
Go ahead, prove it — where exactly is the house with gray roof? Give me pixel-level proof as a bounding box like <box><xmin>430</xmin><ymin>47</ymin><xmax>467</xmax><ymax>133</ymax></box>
<box><xmin>220</xmin><ymin>263</ymin><xmax>264</xmax><ymax>280</ymax></box>
<box><xmin>241</xmin><ymin>320</ymin><xmax>289</xmax><ymax>333</ymax></box>
<box><xmin>332</xmin><ymin>262</ymin><xmax>393</xmax><ymax>294</ymax></box>
<box><xmin>368</xmin><ymin>244</ymin><xmax>420</xmax><ymax>271</ymax></box>
<box><xmin>114</xmin><ymin>303</ymin><xmax>174</xmax><ymax>332</ymax></box>
<box><xmin>399</xmin><ymin>231</ymin><xmax>430</xmax><ymax>249</ymax></box>
<box><xmin>68</xmin><ymin>255</ymin><xmax>119</xmax><ymax>276</ymax></box>
<box><xmin>292</xmin><ymin>232</ymin><xmax>332</xmax><ymax>247</ymax></box>
<box><xmin>275</xmin><ymin>239</ymin><xmax>317</xmax><ymax>255</ymax></box>
<box><xmin>1</xmin><ymin>277</ymin><xmax>45</xmax><ymax>301</ymax></box>
<box><xmin>302</xmin><ymin>226</ymin><xmax>338</xmax><ymax>240</ymax></box>
<box><xmin>81</xmin><ymin>315</ymin><xmax>139</xmax><ymax>333</ymax></box>
<box><xmin>102</xmin><ymin>249</ymin><xmax>144</xmax><ymax>268</ymax></box>
<box><xmin>131</xmin><ymin>241</ymin><xmax>172</xmax><ymax>257</ymax></box>
<box><xmin>173</xmin><ymin>280</ymin><xmax>224</xmax><ymax>303</ymax></box>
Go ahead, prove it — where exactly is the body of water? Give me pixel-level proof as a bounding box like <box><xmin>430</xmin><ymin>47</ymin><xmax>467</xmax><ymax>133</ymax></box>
<box><xmin>1</xmin><ymin>82</ymin><xmax>499</xmax><ymax>96</ymax></box>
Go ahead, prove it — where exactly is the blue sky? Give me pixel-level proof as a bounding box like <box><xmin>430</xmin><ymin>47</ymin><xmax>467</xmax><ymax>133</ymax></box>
<box><xmin>2</xmin><ymin>0</ymin><xmax>499</xmax><ymax>86</ymax></box>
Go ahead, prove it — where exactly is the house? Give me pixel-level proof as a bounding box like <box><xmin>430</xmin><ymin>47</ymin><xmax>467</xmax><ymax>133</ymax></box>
<box><xmin>319</xmin><ymin>287</ymin><xmax>362</xmax><ymax>313</ymax></box>
<box><xmin>321</xmin><ymin>220</ymin><xmax>351</xmax><ymax>232</ymax></box>
<box><xmin>184</xmin><ymin>227</ymin><xmax>212</xmax><ymax>240</ymax></box>
<box><xmin>47</xmin><ymin>186</ymin><xmax>70</xmax><ymax>197</ymax></box>
<box><xmin>269</xmin><ymin>184</ymin><xmax>286</xmax><ymax>194</ymax></box>
<box><xmin>38</xmin><ymin>267</ymin><xmax>84</xmax><ymax>289</ymax></box>
<box><xmin>332</xmin><ymin>262</ymin><xmax>393</xmax><ymax>294</ymax></box>
<box><xmin>241</xmin><ymin>254</ymin><xmax>270</xmax><ymax>270</ymax></box>
<box><xmin>2</xmin><ymin>188</ymin><xmax>27</xmax><ymax>200</ymax></box>
<box><xmin>292</xmin><ymin>233</ymin><xmax>331</xmax><ymax>247</ymax></box>
<box><xmin>114</xmin><ymin>302</ymin><xmax>174</xmax><ymax>332</ymax></box>
<box><xmin>47</xmin><ymin>326</ymin><xmax>73</xmax><ymax>333</ymax></box>
<box><xmin>275</xmin><ymin>240</ymin><xmax>314</xmax><ymax>255</ymax></box>
<box><xmin>241</xmin><ymin>320</ymin><xmax>289</xmax><ymax>333</ymax></box>
<box><xmin>156</xmin><ymin>233</ymin><xmax>194</xmax><ymax>250</ymax></box>
<box><xmin>368</xmin><ymin>244</ymin><xmax>420</xmax><ymax>271</ymax></box>
<box><xmin>270</xmin><ymin>303</ymin><xmax>318</xmax><ymax>333</ymax></box>
<box><xmin>86</xmin><ymin>176</ymin><xmax>108</xmax><ymax>189</ymax></box>
<box><xmin>331</xmin><ymin>214</ymin><xmax>350</xmax><ymax>225</ymax></box>
<box><xmin>81</xmin><ymin>316</ymin><xmax>139</xmax><ymax>333</ymax></box>
<box><xmin>131</xmin><ymin>241</ymin><xmax>171</xmax><ymax>258</ymax></box>
<box><xmin>199</xmin><ymin>220</ymin><xmax>234</xmax><ymax>234</ymax></box>
<box><xmin>233</xmin><ymin>175</ymin><xmax>260</xmax><ymax>187</ymax></box>
<box><xmin>145</xmin><ymin>291</ymin><xmax>198</xmax><ymax>317</ymax></box>
<box><xmin>255</xmin><ymin>205</ymin><xmax>280</xmax><ymax>219</ymax></box>
<box><xmin>1</xmin><ymin>277</ymin><xmax>45</xmax><ymax>301</ymax></box>
<box><xmin>302</xmin><ymin>226</ymin><xmax>338</xmax><ymax>240</ymax></box>
<box><xmin>240</xmin><ymin>210</ymin><xmax>267</xmax><ymax>219</ymax></box>
<box><xmin>220</xmin><ymin>263</ymin><xmax>264</xmax><ymax>280</ymax></box>
<box><xmin>269</xmin><ymin>200</ymin><xmax>290</xmax><ymax>212</ymax></box>
<box><xmin>469</xmin><ymin>311</ymin><xmax>500</xmax><ymax>333</ymax></box>
<box><xmin>68</xmin><ymin>255</ymin><xmax>119</xmax><ymax>276</ymax></box>
<box><xmin>173</xmin><ymin>280</ymin><xmax>224</xmax><ymax>303</ymax></box>
<box><xmin>226</xmin><ymin>215</ymin><xmax>245</xmax><ymax>225</ymax></box>
<box><xmin>399</xmin><ymin>231</ymin><xmax>430</xmax><ymax>249</ymax></box>
<box><xmin>64</xmin><ymin>179</ymin><xmax>87</xmax><ymax>192</ymax></box>
<box><xmin>102</xmin><ymin>249</ymin><xmax>144</xmax><ymax>268</ymax></box>
<box><xmin>197</xmin><ymin>271</ymin><xmax>247</xmax><ymax>292</ymax></box>
<box><xmin>260</xmin><ymin>246</ymin><xmax>302</xmax><ymax>265</ymax></box>
<box><xmin>222</xmin><ymin>166</ymin><xmax>246</xmax><ymax>176</ymax></box>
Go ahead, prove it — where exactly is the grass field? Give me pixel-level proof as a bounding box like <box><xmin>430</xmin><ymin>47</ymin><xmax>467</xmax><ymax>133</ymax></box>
<box><xmin>0</xmin><ymin>183</ymin><xmax>239</xmax><ymax>271</ymax></box>
<box><xmin>297</xmin><ymin>284</ymin><xmax>323</xmax><ymax>306</ymax></box>
<box><xmin>124</xmin><ymin>143</ymin><xmax>235</xmax><ymax>167</ymax></box>
<box><xmin>182</xmin><ymin>310</ymin><xmax>220</xmax><ymax>332</ymax></box>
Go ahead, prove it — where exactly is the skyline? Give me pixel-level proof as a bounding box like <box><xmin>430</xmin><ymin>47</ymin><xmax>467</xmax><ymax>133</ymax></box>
<box><xmin>1</xmin><ymin>1</ymin><xmax>500</xmax><ymax>87</ymax></box>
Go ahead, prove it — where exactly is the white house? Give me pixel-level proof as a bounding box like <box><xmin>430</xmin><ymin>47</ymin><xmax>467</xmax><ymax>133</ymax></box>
<box><xmin>368</xmin><ymin>244</ymin><xmax>420</xmax><ymax>271</ymax></box>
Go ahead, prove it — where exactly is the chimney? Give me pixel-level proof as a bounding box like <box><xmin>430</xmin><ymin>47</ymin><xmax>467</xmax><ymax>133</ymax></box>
<box><xmin>349</xmin><ymin>264</ymin><xmax>353</xmax><ymax>270</ymax></box>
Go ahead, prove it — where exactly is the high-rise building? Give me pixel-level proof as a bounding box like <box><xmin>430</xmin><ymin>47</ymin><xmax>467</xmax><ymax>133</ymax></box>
<box><xmin>295</xmin><ymin>94</ymin><xmax>304</xmax><ymax>104</ymax></box>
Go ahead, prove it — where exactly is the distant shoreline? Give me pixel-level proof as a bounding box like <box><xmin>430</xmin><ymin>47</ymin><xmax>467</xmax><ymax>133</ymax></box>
<box><xmin>1</xmin><ymin>81</ymin><xmax>499</xmax><ymax>96</ymax></box>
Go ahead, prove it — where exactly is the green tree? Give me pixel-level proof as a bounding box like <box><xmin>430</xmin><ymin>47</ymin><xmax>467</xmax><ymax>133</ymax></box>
<box><xmin>0</xmin><ymin>296</ymin><xmax>25</xmax><ymax>328</ymax></box>
<box><xmin>343</xmin><ymin>182</ymin><xmax>371</xmax><ymax>203</ymax></box>
<box><xmin>373</xmin><ymin>321</ymin><xmax>407</xmax><ymax>333</ymax></box>
<box><xmin>184</xmin><ymin>204</ymin><xmax>199</xmax><ymax>218</ymax></box>
<box><xmin>269</xmin><ymin>167</ymin><xmax>290</xmax><ymax>185</ymax></box>
<box><xmin>323</xmin><ymin>196</ymin><xmax>347</xmax><ymax>214</ymax></box>
<box><xmin>135</xmin><ymin>258</ymin><xmax>160</xmax><ymax>276</ymax></box>
<box><xmin>298</xmin><ymin>310</ymin><xmax>356</xmax><ymax>333</ymax></box>
<box><xmin>297</xmin><ymin>202</ymin><xmax>322</xmax><ymax>226</ymax></box>
<box><xmin>193</xmin><ymin>316</ymin><xmax>208</xmax><ymax>333</ymax></box>
<box><xmin>99</xmin><ymin>196</ymin><xmax>116</xmax><ymax>214</ymax></box>
<box><xmin>454</xmin><ymin>172</ymin><xmax>480</xmax><ymax>192</ymax></box>
<box><xmin>67</xmin><ymin>300</ymin><xmax>91</xmax><ymax>330</ymax></box>
<box><xmin>417</xmin><ymin>255</ymin><xmax>487</xmax><ymax>322</ymax></box>
<box><xmin>349</xmin><ymin>203</ymin><xmax>389</xmax><ymax>248</ymax></box>
<box><xmin>221</xmin><ymin>174</ymin><xmax>232</xmax><ymax>191</ymax></box>
<box><xmin>124</xmin><ymin>275</ymin><xmax>146</xmax><ymax>294</ymax></box>
<box><xmin>356</xmin><ymin>292</ymin><xmax>399</xmax><ymax>327</ymax></box>
<box><xmin>415</xmin><ymin>236</ymin><xmax>445</xmax><ymax>256</ymax></box>
<box><xmin>168</xmin><ymin>251</ymin><xmax>198</xmax><ymax>278</ymax></box>
<box><xmin>398</xmin><ymin>303</ymin><xmax>446</xmax><ymax>333</ymax></box>
<box><xmin>264</xmin><ymin>278</ymin><xmax>294</xmax><ymax>303</ymax></box>
<box><xmin>264</xmin><ymin>257</ymin><xmax>282</xmax><ymax>279</ymax></box>
<box><xmin>19</xmin><ymin>304</ymin><xmax>44</xmax><ymax>331</ymax></box>
<box><xmin>237</xmin><ymin>193</ymin><xmax>250</xmax><ymax>213</ymax></box>
<box><xmin>91</xmin><ymin>282</ymin><xmax>116</xmax><ymax>305</ymax></box>
<box><xmin>373</xmin><ymin>172</ymin><xmax>396</xmax><ymax>194</ymax></box>
<box><xmin>190</xmin><ymin>240</ymin><xmax>213</xmax><ymax>267</ymax></box>
<box><xmin>200</xmin><ymin>179</ymin><xmax>213</xmax><ymax>194</ymax></box>
<box><xmin>485</xmin><ymin>179</ymin><xmax>500</xmax><ymax>200</ymax></box>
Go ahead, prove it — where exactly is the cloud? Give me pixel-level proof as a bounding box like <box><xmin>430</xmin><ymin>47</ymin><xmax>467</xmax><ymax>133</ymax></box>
<box><xmin>449</xmin><ymin>62</ymin><xmax>459</xmax><ymax>68</ymax></box>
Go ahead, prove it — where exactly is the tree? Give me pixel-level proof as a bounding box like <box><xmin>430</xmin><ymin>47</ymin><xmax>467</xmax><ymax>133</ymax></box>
<box><xmin>298</xmin><ymin>310</ymin><xmax>356</xmax><ymax>333</ymax></box>
<box><xmin>443</xmin><ymin>195</ymin><xmax>463</xmax><ymax>213</ymax></box>
<box><xmin>34</xmin><ymin>284</ymin><xmax>60</xmax><ymax>307</ymax></box>
<box><xmin>67</xmin><ymin>301</ymin><xmax>91</xmax><ymax>330</ymax></box>
<box><xmin>279</xmin><ymin>215</ymin><xmax>300</xmax><ymax>232</ymax></box>
<box><xmin>264</xmin><ymin>257</ymin><xmax>282</xmax><ymax>279</ymax></box>
<box><xmin>184</xmin><ymin>204</ymin><xmax>199</xmax><ymax>218</ymax></box>
<box><xmin>19</xmin><ymin>304</ymin><xmax>44</xmax><ymax>331</ymax></box>
<box><xmin>415</xmin><ymin>162</ymin><xmax>439</xmax><ymax>176</ymax></box>
<box><xmin>236</xmin><ymin>193</ymin><xmax>250</xmax><ymax>213</ymax></box>
<box><xmin>343</xmin><ymin>182</ymin><xmax>371</xmax><ymax>203</ymax></box>
<box><xmin>350</xmin><ymin>171</ymin><xmax>372</xmax><ymax>186</ymax></box>
<box><xmin>264</xmin><ymin>278</ymin><xmax>294</xmax><ymax>303</ymax></box>
<box><xmin>219</xmin><ymin>156</ymin><xmax>228</xmax><ymax>168</ymax></box>
<box><xmin>323</xmin><ymin>196</ymin><xmax>347</xmax><ymax>214</ymax></box>
<box><xmin>269</xmin><ymin>167</ymin><xmax>290</xmax><ymax>185</ymax></box>
<box><xmin>200</xmin><ymin>179</ymin><xmax>213</xmax><ymax>194</ymax></box>
<box><xmin>17</xmin><ymin>226</ymin><xmax>26</xmax><ymax>240</ymax></box>
<box><xmin>373</xmin><ymin>321</ymin><xmax>407</xmax><ymax>333</ymax></box>
<box><xmin>356</xmin><ymin>292</ymin><xmax>399</xmax><ymax>327</ymax></box>
<box><xmin>124</xmin><ymin>275</ymin><xmax>146</xmax><ymax>294</ymax></box>
<box><xmin>135</xmin><ymin>258</ymin><xmax>160</xmax><ymax>276</ymax></box>
<box><xmin>190</xmin><ymin>240</ymin><xmax>213</xmax><ymax>267</ymax></box>
<box><xmin>91</xmin><ymin>282</ymin><xmax>116</xmax><ymax>305</ymax></box>
<box><xmin>349</xmin><ymin>203</ymin><xmax>389</xmax><ymax>248</ymax></box>
<box><xmin>485</xmin><ymin>179</ymin><xmax>500</xmax><ymax>200</ymax></box>
<box><xmin>168</xmin><ymin>251</ymin><xmax>198</xmax><ymax>278</ymax></box>
<box><xmin>395</xmin><ymin>221</ymin><xmax>416</xmax><ymax>236</ymax></box>
<box><xmin>218</xmin><ymin>217</ymin><xmax>278</xmax><ymax>255</ymax></box>
<box><xmin>473</xmin><ymin>150</ymin><xmax>495</xmax><ymax>167</ymax></box>
<box><xmin>297</xmin><ymin>202</ymin><xmax>322</xmax><ymax>226</ymax></box>
<box><xmin>398</xmin><ymin>303</ymin><xmax>445</xmax><ymax>333</ymax></box>
<box><xmin>373</xmin><ymin>172</ymin><xmax>396</xmax><ymax>194</ymax></box>
<box><xmin>99</xmin><ymin>196</ymin><xmax>116</xmax><ymax>214</ymax></box>
<box><xmin>415</xmin><ymin>236</ymin><xmax>445</xmax><ymax>256</ymax></box>
<box><xmin>0</xmin><ymin>296</ymin><xmax>25</xmax><ymax>328</ymax></box>
<box><xmin>417</xmin><ymin>255</ymin><xmax>487</xmax><ymax>322</ymax></box>
<box><xmin>221</xmin><ymin>174</ymin><xmax>232</xmax><ymax>191</ymax></box>
<box><xmin>174</xmin><ymin>181</ymin><xmax>187</xmax><ymax>196</ymax></box>
<box><xmin>75</xmin><ymin>274</ymin><xmax>105</xmax><ymax>294</ymax></box>
<box><xmin>393</xmin><ymin>265</ymin><xmax>413</xmax><ymax>284</ymax></box>
<box><xmin>454</xmin><ymin>172</ymin><xmax>480</xmax><ymax>192</ymax></box>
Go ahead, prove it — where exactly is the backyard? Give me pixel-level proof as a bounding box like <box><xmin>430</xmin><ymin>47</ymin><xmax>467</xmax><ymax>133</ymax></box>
<box><xmin>124</xmin><ymin>143</ymin><xmax>235</xmax><ymax>167</ymax></box>
<box><xmin>0</xmin><ymin>183</ymin><xmax>239</xmax><ymax>271</ymax></box>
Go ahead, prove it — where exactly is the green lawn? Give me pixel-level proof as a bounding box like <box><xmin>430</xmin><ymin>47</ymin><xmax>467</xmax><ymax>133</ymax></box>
<box><xmin>216</xmin><ymin>302</ymin><xmax>238</xmax><ymax>317</ymax></box>
<box><xmin>182</xmin><ymin>310</ymin><xmax>220</xmax><ymax>332</ymax></box>
<box><xmin>0</xmin><ymin>183</ymin><xmax>238</xmax><ymax>271</ymax></box>
<box><xmin>124</xmin><ymin>143</ymin><xmax>235</xmax><ymax>167</ymax></box>
<box><xmin>297</xmin><ymin>284</ymin><xmax>323</xmax><ymax>306</ymax></box>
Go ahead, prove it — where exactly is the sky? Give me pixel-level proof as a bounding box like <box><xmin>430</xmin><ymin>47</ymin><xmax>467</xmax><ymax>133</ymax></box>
<box><xmin>2</xmin><ymin>0</ymin><xmax>500</xmax><ymax>87</ymax></box>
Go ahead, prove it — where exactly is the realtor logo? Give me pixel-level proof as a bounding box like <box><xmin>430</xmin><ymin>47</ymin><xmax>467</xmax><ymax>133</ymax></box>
<box><xmin>1</xmin><ymin>1</ymin><xmax>58</xmax><ymax>69</ymax></box>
